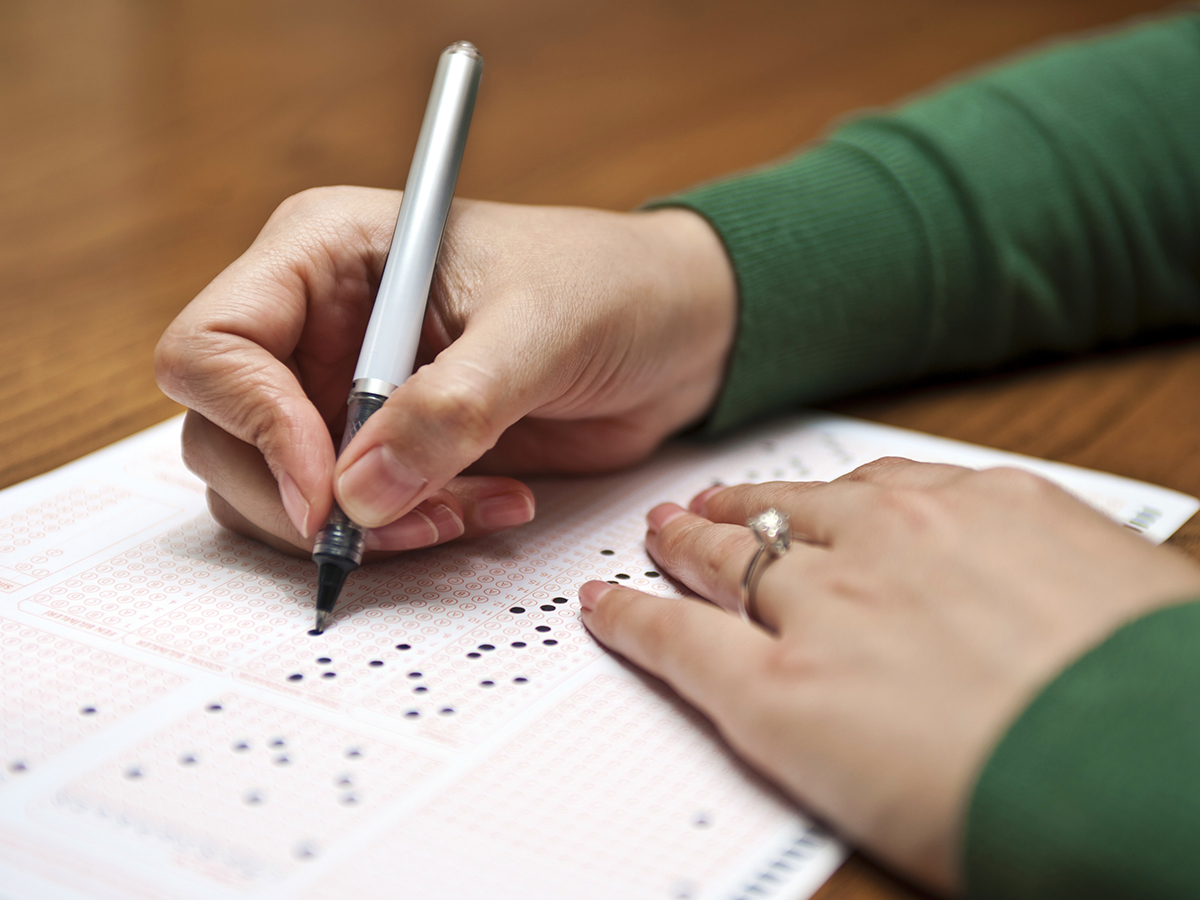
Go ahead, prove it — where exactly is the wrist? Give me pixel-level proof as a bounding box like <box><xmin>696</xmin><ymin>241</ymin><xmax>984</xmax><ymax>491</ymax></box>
<box><xmin>632</xmin><ymin>206</ymin><xmax>739</xmax><ymax>429</ymax></box>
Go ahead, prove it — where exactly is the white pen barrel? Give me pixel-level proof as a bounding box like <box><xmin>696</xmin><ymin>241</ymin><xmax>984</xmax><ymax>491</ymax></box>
<box><xmin>353</xmin><ymin>42</ymin><xmax>483</xmax><ymax>392</ymax></box>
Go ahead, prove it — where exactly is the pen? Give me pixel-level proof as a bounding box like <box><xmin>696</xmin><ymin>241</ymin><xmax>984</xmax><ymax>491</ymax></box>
<box><xmin>310</xmin><ymin>41</ymin><xmax>483</xmax><ymax>634</ymax></box>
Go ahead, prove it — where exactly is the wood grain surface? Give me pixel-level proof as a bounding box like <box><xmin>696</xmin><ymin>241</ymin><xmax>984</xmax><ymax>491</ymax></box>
<box><xmin>0</xmin><ymin>1</ymin><xmax>1193</xmax><ymax>897</ymax></box>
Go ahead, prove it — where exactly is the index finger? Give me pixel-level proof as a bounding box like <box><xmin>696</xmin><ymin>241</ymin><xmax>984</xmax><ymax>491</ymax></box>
<box><xmin>156</xmin><ymin>187</ymin><xmax>402</xmax><ymax>535</ymax></box>
<box><xmin>580</xmin><ymin>581</ymin><xmax>774</xmax><ymax>723</ymax></box>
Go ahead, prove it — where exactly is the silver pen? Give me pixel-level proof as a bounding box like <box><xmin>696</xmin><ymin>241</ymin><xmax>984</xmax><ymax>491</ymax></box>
<box><xmin>311</xmin><ymin>41</ymin><xmax>483</xmax><ymax>634</ymax></box>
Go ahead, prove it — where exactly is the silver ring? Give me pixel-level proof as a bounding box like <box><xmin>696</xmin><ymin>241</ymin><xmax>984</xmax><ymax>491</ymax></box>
<box><xmin>740</xmin><ymin>508</ymin><xmax>791</xmax><ymax>624</ymax></box>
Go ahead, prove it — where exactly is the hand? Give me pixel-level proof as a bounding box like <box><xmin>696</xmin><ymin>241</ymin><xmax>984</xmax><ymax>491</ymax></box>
<box><xmin>155</xmin><ymin>187</ymin><xmax>736</xmax><ymax>556</ymax></box>
<box><xmin>579</xmin><ymin>458</ymin><xmax>1200</xmax><ymax>893</ymax></box>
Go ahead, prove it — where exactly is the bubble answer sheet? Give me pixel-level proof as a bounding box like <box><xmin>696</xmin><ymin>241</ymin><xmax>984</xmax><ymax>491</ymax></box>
<box><xmin>1</xmin><ymin>414</ymin><xmax>1196</xmax><ymax>900</ymax></box>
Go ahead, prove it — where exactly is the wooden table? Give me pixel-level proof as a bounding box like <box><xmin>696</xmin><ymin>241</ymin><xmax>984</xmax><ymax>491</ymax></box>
<box><xmin>1</xmin><ymin>1</ymin><xmax>1193</xmax><ymax>896</ymax></box>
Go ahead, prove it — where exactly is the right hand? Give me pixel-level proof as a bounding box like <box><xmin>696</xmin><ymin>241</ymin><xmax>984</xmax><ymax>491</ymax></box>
<box><xmin>155</xmin><ymin>187</ymin><xmax>737</xmax><ymax>558</ymax></box>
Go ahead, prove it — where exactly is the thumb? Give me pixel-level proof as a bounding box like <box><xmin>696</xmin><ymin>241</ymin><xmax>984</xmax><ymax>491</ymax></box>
<box><xmin>333</xmin><ymin>311</ymin><xmax>574</xmax><ymax>527</ymax></box>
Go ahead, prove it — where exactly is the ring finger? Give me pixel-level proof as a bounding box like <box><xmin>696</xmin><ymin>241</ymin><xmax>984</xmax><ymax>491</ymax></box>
<box><xmin>645</xmin><ymin>502</ymin><xmax>825</xmax><ymax>631</ymax></box>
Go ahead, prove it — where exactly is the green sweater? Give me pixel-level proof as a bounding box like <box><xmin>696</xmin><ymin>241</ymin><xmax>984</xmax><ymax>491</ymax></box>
<box><xmin>657</xmin><ymin>13</ymin><xmax>1200</xmax><ymax>899</ymax></box>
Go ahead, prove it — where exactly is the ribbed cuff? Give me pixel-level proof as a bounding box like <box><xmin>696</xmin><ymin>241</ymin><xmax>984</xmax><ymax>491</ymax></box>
<box><xmin>646</xmin><ymin>121</ymin><xmax>984</xmax><ymax>434</ymax></box>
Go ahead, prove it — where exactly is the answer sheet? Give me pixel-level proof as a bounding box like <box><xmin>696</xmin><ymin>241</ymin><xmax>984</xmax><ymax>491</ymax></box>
<box><xmin>1</xmin><ymin>414</ymin><xmax>1196</xmax><ymax>900</ymax></box>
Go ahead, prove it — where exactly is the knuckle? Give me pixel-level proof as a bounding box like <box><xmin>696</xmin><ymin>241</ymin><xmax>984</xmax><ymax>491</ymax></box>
<box><xmin>846</xmin><ymin>456</ymin><xmax>911</xmax><ymax>481</ymax></box>
<box><xmin>651</xmin><ymin>516</ymin><xmax>697</xmax><ymax>563</ymax></box>
<box><xmin>154</xmin><ymin>321</ymin><xmax>245</xmax><ymax>412</ymax></box>
<box><xmin>760</xmin><ymin>641</ymin><xmax>820</xmax><ymax>684</ymax></box>
<box><xmin>822</xmin><ymin>570</ymin><xmax>889</xmax><ymax>607</ymax></box>
<box><xmin>780</xmin><ymin>480</ymin><xmax>823</xmax><ymax>506</ymax></box>
<box><xmin>874</xmin><ymin>485</ymin><xmax>949</xmax><ymax>532</ymax></box>
<box><xmin>270</xmin><ymin>186</ymin><xmax>342</xmax><ymax>223</ymax></box>
<box><xmin>639</xmin><ymin>599</ymin><xmax>690</xmax><ymax>651</ymax></box>
<box><xmin>977</xmin><ymin>466</ymin><xmax>1054</xmax><ymax>497</ymax></box>
<box><xmin>153</xmin><ymin>323</ymin><xmax>203</xmax><ymax>401</ymax></box>
<box><xmin>418</xmin><ymin>379</ymin><xmax>498</xmax><ymax>451</ymax></box>
<box><xmin>178</xmin><ymin>414</ymin><xmax>209</xmax><ymax>480</ymax></box>
<box><xmin>242</xmin><ymin>400</ymin><xmax>299</xmax><ymax>473</ymax></box>
<box><xmin>205</xmin><ymin>488</ymin><xmax>240</xmax><ymax>532</ymax></box>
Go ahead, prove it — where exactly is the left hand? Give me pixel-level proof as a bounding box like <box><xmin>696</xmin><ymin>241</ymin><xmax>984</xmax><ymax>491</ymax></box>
<box><xmin>579</xmin><ymin>458</ymin><xmax>1200</xmax><ymax>893</ymax></box>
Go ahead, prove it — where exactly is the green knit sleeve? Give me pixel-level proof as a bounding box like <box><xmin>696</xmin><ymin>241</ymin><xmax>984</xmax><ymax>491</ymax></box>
<box><xmin>651</xmin><ymin>13</ymin><xmax>1200</xmax><ymax>432</ymax></box>
<box><xmin>965</xmin><ymin>599</ymin><xmax>1200</xmax><ymax>898</ymax></box>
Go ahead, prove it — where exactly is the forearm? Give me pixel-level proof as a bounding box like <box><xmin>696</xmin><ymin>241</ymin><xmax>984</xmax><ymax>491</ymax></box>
<box><xmin>656</xmin><ymin>12</ymin><xmax>1200</xmax><ymax>431</ymax></box>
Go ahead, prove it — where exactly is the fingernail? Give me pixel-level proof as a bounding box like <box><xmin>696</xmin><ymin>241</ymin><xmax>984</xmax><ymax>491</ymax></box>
<box><xmin>426</xmin><ymin>503</ymin><xmax>464</xmax><ymax>542</ymax></box>
<box><xmin>579</xmin><ymin>580</ymin><xmax>615</xmax><ymax>612</ymax></box>
<box><xmin>365</xmin><ymin>509</ymin><xmax>437</xmax><ymax>551</ymax></box>
<box><xmin>278</xmin><ymin>472</ymin><xmax>311</xmax><ymax>538</ymax></box>
<box><xmin>646</xmin><ymin>502</ymin><xmax>687</xmax><ymax>534</ymax></box>
<box><xmin>689</xmin><ymin>484</ymin><xmax>725</xmax><ymax>515</ymax></box>
<box><xmin>476</xmin><ymin>492</ymin><xmax>535</xmax><ymax>531</ymax></box>
<box><xmin>337</xmin><ymin>445</ymin><xmax>427</xmax><ymax>527</ymax></box>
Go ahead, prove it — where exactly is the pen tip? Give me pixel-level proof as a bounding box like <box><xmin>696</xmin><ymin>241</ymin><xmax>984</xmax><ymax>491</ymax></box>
<box><xmin>312</xmin><ymin>560</ymin><xmax>351</xmax><ymax>635</ymax></box>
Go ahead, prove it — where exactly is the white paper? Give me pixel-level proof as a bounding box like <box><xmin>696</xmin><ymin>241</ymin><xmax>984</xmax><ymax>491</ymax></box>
<box><xmin>0</xmin><ymin>413</ymin><xmax>1194</xmax><ymax>900</ymax></box>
